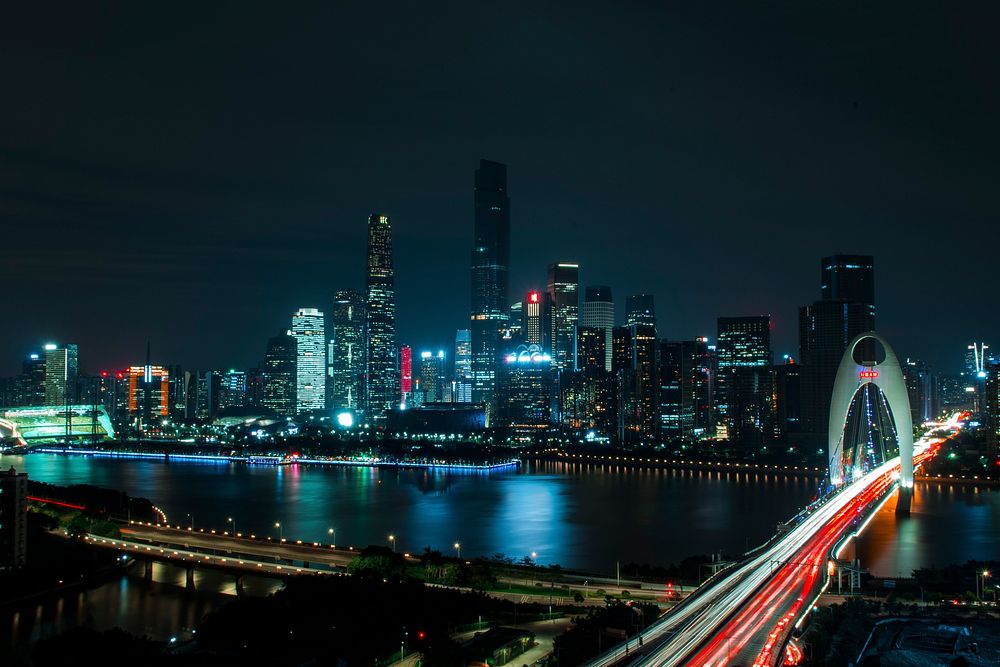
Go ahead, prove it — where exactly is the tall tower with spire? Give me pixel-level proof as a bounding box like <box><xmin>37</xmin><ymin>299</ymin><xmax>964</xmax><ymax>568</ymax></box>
<box><xmin>364</xmin><ymin>213</ymin><xmax>398</xmax><ymax>418</ymax></box>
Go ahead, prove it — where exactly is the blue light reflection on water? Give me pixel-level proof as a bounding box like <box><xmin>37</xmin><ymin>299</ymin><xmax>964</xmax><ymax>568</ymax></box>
<box><xmin>5</xmin><ymin>454</ymin><xmax>996</xmax><ymax>576</ymax></box>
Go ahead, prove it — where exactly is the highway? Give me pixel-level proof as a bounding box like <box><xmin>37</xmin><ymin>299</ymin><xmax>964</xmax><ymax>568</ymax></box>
<box><xmin>120</xmin><ymin>523</ymin><xmax>357</xmax><ymax>568</ymax></box>
<box><xmin>583</xmin><ymin>426</ymin><xmax>955</xmax><ymax>667</ymax></box>
<box><xmin>80</xmin><ymin>532</ymin><xmax>340</xmax><ymax>577</ymax></box>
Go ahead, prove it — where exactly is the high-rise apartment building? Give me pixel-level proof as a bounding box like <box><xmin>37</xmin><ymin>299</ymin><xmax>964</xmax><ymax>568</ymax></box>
<box><xmin>263</xmin><ymin>332</ymin><xmax>296</xmax><ymax>416</ymax></box>
<box><xmin>328</xmin><ymin>289</ymin><xmax>364</xmax><ymax>411</ymax></box>
<box><xmin>365</xmin><ymin>214</ymin><xmax>398</xmax><ymax>418</ymax></box>
<box><xmin>470</xmin><ymin>159</ymin><xmax>511</xmax><ymax>411</ymax></box>
<box><xmin>43</xmin><ymin>343</ymin><xmax>78</xmax><ymax>406</ymax></box>
<box><xmin>292</xmin><ymin>307</ymin><xmax>326</xmax><ymax>413</ymax></box>
<box><xmin>547</xmin><ymin>263</ymin><xmax>579</xmax><ymax>369</ymax></box>
<box><xmin>579</xmin><ymin>286</ymin><xmax>614</xmax><ymax>372</ymax></box>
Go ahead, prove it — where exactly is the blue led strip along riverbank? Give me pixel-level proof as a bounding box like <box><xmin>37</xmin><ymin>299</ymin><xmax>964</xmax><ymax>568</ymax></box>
<box><xmin>33</xmin><ymin>448</ymin><xmax>520</xmax><ymax>472</ymax></box>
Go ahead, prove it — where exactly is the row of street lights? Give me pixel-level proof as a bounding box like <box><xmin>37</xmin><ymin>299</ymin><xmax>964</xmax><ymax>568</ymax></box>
<box><xmin>180</xmin><ymin>515</ymin><xmax>483</xmax><ymax>559</ymax></box>
<box><xmin>387</xmin><ymin>534</ymin><xmax>463</xmax><ymax>559</ymax></box>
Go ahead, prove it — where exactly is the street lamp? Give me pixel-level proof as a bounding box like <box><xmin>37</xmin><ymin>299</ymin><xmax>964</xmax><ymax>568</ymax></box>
<box><xmin>328</xmin><ymin>527</ymin><xmax>336</xmax><ymax>547</ymax></box>
<box><xmin>275</xmin><ymin>522</ymin><xmax>283</xmax><ymax>542</ymax></box>
<box><xmin>186</xmin><ymin>513</ymin><xmax>194</xmax><ymax>530</ymax></box>
<box><xmin>454</xmin><ymin>542</ymin><xmax>461</xmax><ymax>560</ymax></box>
<box><xmin>228</xmin><ymin>516</ymin><xmax>237</xmax><ymax>537</ymax></box>
<box><xmin>979</xmin><ymin>570</ymin><xmax>991</xmax><ymax>601</ymax></box>
<box><xmin>389</xmin><ymin>534</ymin><xmax>396</xmax><ymax>552</ymax></box>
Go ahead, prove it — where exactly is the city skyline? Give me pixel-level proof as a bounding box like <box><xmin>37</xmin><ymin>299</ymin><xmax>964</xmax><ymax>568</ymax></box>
<box><xmin>2</xmin><ymin>4</ymin><xmax>998</xmax><ymax>376</ymax></box>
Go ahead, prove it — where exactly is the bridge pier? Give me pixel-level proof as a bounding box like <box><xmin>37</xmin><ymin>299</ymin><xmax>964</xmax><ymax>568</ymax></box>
<box><xmin>896</xmin><ymin>485</ymin><xmax>912</xmax><ymax>515</ymax></box>
<box><xmin>234</xmin><ymin>574</ymin><xmax>245</xmax><ymax>597</ymax></box>
<box><xmin>185</xmin><ymin>566</ymin><xmax>195</xmax><ymax>590</ymax></box>
<box><xmin>144</xmin><ymin>559</ymin><xmax>153</xmax><ymax>583</ymax></box>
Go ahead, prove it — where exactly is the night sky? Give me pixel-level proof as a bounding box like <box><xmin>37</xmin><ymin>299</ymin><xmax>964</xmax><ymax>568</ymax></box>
<box><xmin>2</xmin><ymin>2</ymin><xmax>998</xmax><ymax>376</ymax></box>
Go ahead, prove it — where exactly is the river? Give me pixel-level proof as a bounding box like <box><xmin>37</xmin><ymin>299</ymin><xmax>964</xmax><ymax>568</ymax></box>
<box><xmin>2</xmin><ymin>453</ymin><xmax>997</xmax><ymax>658</ymax></box>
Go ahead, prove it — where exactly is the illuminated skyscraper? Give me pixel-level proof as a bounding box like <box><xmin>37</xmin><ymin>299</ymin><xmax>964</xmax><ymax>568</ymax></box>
<box><xmin>292</xmin><ymin>307</ymin><xmax>326</xmax><ymax>413</ymax></box>
<box><xmin>219</xmin><ymin>369</ymin><xmax>247</xmax><ymax>411</ymax></box>
<box><xmin>127</xmin><ymin>364</ymin><xmax>169</xmax><ymax>429</ymax></box>
<box><xmin>470</xmin><ymin>159</ymin><xmax>510</xmax><ymax>411</ymax></box>
<box><xmin>522</xmin><ymin>291</ymin><xmax>552</xmax><ymax>349</ymax></box>
<box><xmin>547</xmin><ymin>263</ymin><xmax>579</xmax><ymax>369</ymax></box>
<box><xmin>42</xmin><ymin>343</ymin><xmax>78</xmax><ymax>406</ymax></box>
<box><xmin>419</xmin><ymin>351</ymin><xmax>446</xmax><ymax>403</ymax></box>
<box><xmin>716</xmin><ymin>316</ymin><xmax>773</xmax><ymax>441</ymax></box>
<box><xmin>365</xmin><ymin>214</ymin><xmax>398</xmax><ymax>417</ymax></box>
<box><xmin>454</xmin><ymin>329</ymin><xmax>472</xmax><ymax>403</ymax></box>
<box><xmin>263</xmin><ymin>332</ymin><xmax>296</xmax><ymax>416</ymax></box>
<box><xmin>579</xmin><ymin>286</ymin><xmax>614</xmax><ymax>372</ymax></box>
<box><xmin>400</xmin><ymin>345</ymin><xmax>413</xmax><ymax>404</ymax></box>
<box><xmin>329</xmin><ymin>289</ymin><xmax>364</xmax><ymax>410</ymax></box>
<box><xmin>497</xmin><ymin>344</ymin><xmax>555</xmax><ymax>439</ymax></box>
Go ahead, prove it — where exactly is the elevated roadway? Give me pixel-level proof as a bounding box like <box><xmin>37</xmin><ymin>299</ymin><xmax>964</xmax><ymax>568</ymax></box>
<box><xmin>584</xmin><ymin>427</ymin><xmax>953</xmax><ymax>667</ymax></box>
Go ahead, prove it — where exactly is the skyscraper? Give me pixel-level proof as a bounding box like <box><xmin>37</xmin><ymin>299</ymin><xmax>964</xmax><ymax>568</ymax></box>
<box><xmin>400</xmin><ymin>345</ymin><xmax>413</xmax><ymax>403</ymax></box>
<box><xmin>329</xmin><ymin>289</ymin><xmax>365</xmax><ymax>410</ymax></box>
<box><xmin>42</xmin><ymin>343</ymin><xmax>78</xmax><ymax>406</ymax></box>
<box><xmin>470</xmin><ymin>159</ymin><xmax>511</xmax><ymax>411</ymax></box>
<box><xmin>716</xmin><ymin>316</ymin><xmax>773</xmax><ymax>441</ymax></box>
<box><xmin>454</xmin><ymin>329</ymin><xmax>472</xmax><ymax>403</ymax></box>
<box><xmin>419</xmin><ymin>351</ymin><xmax>446</xmax><ymax>403</ymax></box>
<box><xmin>219</xmin><ymin>369</ymin><xmax>247</xmax><ymax>411</ymax></box>
<box><xmin>263</xmin><ymin>332</ymin><xmax>296</xmax><ymax>416</ymax></box>
<box><xmin>547</xmin><ymin>263</ymin><xmax>579</xmax><ymax>369</ymax></box>
<box><xmin>522</xmin><ymin>291</ymin><xmax>552</xmax><ymax>349</ymax></box>
<box><xmin>292</xmin><ymin>307</ymin><xmax>326</xmax><ymax>413</ymax></box>
<box><xmin>21</xmin><ymin>352</ymin><xmax>46</xmax><ymax>406</ymax></box>
<box><xmin>821</xmin><ymin>254</ymin><xmax>875</xmax><ymax>310</ymax></box>
<box><xmin>579</xmin><ymin>286</ymin><xmax>614</xmax><ymax>372</ymax></box>
<box><xmin>798</xmin><ymin>254</ymin><xmax>876</xmax><ymax>438</ymax></box>
<box><xmin>625</xmin><ymin>294</ymin><xmax>656</xmax><ymax>331</ymax></box>
<box><xmin>365</xmin><ymin>214</ymin><xmax>398</xmax><ymax>417</ymax></box>
<box><xmin>658</xmin><ymin>338</ymin><xmax>713</xmax><ymax>441</ymax></box>
<box><xmin>496</xmin><ymin>344</ymin><xmax>555</xmax><ymax>440</ymax></box>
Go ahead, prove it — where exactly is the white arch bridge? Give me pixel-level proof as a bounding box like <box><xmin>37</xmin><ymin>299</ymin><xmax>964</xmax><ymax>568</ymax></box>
<box><xmin>583</xmin><ymin>332</ymin><xmax>952</xmax><ymax>667</ymax></box>
<box><xmin>827</xmin><ymin>331</ymin><xmax>914</xmax><ymax>512</ymax></box>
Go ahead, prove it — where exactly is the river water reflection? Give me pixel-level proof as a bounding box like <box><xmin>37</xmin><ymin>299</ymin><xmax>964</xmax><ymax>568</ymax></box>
<box><xmin>2</xmin><ymin>454</ymin><xmax>996</xmax><ymax>659</ymax></box>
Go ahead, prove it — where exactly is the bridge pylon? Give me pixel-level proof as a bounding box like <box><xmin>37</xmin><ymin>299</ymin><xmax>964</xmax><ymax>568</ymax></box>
<box><xmin>827</xmin><ymin>331</ymin><xmax>914</xmax><ymax>514</ymax></box>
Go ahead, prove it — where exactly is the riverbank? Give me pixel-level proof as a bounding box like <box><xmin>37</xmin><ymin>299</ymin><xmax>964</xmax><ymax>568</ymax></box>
<box><xmin>538</xmin><ymin>451</ymin><xmax>826</xmax><ymax>476</ymax></box>
<box><xmin>32</xmin><ymin>447</ymin><xmax>520</xmax><ymax>472</ymax></box>
<box><xmin>915</xmin><ymin>473</ymin><xmax>1000</xmax><ymax>487</ymax></box>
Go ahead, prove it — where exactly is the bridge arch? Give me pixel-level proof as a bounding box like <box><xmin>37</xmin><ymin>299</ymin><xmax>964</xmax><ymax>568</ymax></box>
<box><xmin>828</xmin><ymin>331</ymin><xmax>913</xmax><ymax>487</ymax></box>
